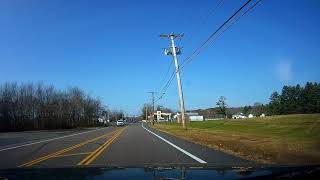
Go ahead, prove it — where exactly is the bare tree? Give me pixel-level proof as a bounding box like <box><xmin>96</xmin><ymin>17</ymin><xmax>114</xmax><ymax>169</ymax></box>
<box><xmin>0</xmin><ymin>82</ymin><xmax>105</xmax><ymax>131</ymax></box>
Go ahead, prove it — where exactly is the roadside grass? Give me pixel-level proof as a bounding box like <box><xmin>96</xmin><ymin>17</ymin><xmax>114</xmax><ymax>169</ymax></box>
<box><xmin>152</xmin><ymin>114</ymin><xmax>320</xmax><ymax>165</ymax></box>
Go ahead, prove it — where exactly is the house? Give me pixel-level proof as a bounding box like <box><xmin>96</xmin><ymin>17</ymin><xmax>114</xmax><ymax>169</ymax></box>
<box><xmin>152</xmin><ymin>111</ymin><xmax>172</xmax><ymax>122</ymax></box>
<box><xmin>98</xmin><ymin>116</ymin><xmax>107</xmax><ymax>124</ymax></box>
<box><xmin>232</xmin><ymin>112</ymin><xmax>247</xmax><ymax>119</ymax></box>
<box><xmin>174</xmin><ymin>112</ymin><xmax>204</xmax><ymax>122</ymax></box>
<box><xmin>187</xmin><ymin>112</ymin><xmax>204</xmax><ymax>121</ymax></box>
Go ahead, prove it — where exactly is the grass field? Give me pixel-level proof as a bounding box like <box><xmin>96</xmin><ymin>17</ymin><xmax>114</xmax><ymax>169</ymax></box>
<box><xmin>152</xmin><ymin>114</ymin><xmax>320</xmax><ymax>165</ymax></box>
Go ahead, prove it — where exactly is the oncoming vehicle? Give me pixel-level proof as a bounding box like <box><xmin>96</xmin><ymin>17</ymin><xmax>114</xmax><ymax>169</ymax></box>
<box><xmin>116</xmin><ymin>120</ymin><xmax>124</xmax><ymax>126</ymax></box>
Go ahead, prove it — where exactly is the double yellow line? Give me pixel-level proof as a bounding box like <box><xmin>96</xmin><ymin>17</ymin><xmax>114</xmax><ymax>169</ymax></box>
<box><xmin>18</xmin><ymin>128</ymin><xmax>121</xmax><ymax>167</ymax></box>
<box><xmin>78</xmin><ymin>127</ymin><xmax>127</xmax><ymax>165</ymax></box>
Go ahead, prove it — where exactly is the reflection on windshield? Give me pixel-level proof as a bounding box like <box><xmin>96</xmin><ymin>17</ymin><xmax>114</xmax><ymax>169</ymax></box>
<box><xmin>2</xmin><ymin>166</ymin><xmax>318</xmax><ymax>180</ymax></box>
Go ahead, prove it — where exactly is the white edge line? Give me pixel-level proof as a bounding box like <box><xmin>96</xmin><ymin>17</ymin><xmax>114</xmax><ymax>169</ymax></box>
<box><xmin>0</xmin><ymin>127</ymin><xmax>107</xmax><ymax>152</ymax></box>
<box><xmin>142</xmin><ymin>123</ymin><xmax>207</xmax><ymax>164</ymax></box>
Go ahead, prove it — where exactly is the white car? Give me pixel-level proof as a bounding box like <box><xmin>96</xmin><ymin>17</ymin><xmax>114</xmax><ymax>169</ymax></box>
<box><xmin>116</xmin><ymin>120</ymin><xmax>124</xmax><ymax>126</ymax></box>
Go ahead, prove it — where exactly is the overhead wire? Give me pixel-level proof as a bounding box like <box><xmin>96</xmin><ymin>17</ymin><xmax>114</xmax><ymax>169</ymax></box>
<box><xmin>202</xmin><ymin>0</ymin><xmax>225</xmax><ymax>24</ymax></box>
<box><xmin>155</xmin><ymin>0</ymin><xmax>262</xmax><ymax>102</ymax></box>
<box><xmin>158</xmin><ymin>60</ymin><xmax>174</xmax><ymax>91</ymax></box>
<box><xmin>179</xmin><ymin>0</ymin><xmax>254</xmax><ymax>68</ymax></box>
<box><xmin>180</xmin><ymin>0</ymin><xmax>262</xmax><ymax>70</ymax></box>
<box><xmin>155</xmin><ymin>0</ymin><xmax>226</xmax><ymax>102</ymax></box>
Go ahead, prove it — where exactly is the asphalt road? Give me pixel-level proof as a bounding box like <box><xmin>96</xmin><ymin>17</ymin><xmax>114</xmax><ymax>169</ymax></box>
<box><xmin>0</xmin><ymin>123</ymin><xmax>253</xmax><ymax>169</ymax></box>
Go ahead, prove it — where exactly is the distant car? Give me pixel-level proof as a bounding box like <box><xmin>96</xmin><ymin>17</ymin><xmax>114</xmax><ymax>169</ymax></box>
<box><xmin>116</xmin><ymin>120</ymin><xmax>124</xmax><ymax>126</ymax></box>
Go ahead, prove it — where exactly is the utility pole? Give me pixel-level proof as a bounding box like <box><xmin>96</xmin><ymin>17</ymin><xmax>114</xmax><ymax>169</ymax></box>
<box><xmin>148</xmin><ymin>91</ymin><xmax>157</xmax><ymax>125</ymax></box>
<box><xmin>160</xmin><ymin>33</ymin><xmax>186</xmax><ymax>129</ymax></box>
<box><xmin>107</xmin><ymin>109</ymin><xmax>110</xmax><ymax>122</ymax></box>
<box><xmin>145</xmin><ymin>105</ymin><xmax>148</xmax><ymax>121</ymax></box>
<box><xmin>105</xmin><ymin>106</ymin><xmax>110</xmax><ymax>123</ymax></box>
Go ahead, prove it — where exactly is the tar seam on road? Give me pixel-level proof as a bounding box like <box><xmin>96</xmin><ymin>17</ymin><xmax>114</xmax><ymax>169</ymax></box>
<box><xmin>18</xmin><ymin>128</ymin><xmax>120</xmax><ymax>167</ymax></box>
<box><xmin>0</xmin><ymin>127</ymin><xmax>109</xmax><ymax>152</ymax></box>
<box><xmin>52</xmin><ymin>152</ymin><xmax>92</xmax><ymax>158</ymax></box>
<box><xmin>77</xmin><ymin>127</ymin><xmax>127</xmax><ymax>166</ymax></box>
<box><xmin>141</xmin><ymin>123</ymin><xmax>207</xmax><ymax>164</ymax></box>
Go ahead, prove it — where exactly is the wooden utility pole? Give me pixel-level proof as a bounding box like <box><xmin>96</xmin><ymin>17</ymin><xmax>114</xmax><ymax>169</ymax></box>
<box><xmin>160</xmin><ymin>33</ymin><xmax>186</xmax><ymax>129</ymax></box>
<box><xmin>145</xmin><ymin>105</ymin><xmax>148</xmax><ymax>121</ymax></box>
<box><xmin>148</xmin><ymin>92</ymin><xmax>156</xmax><ymax>125</ymax></box>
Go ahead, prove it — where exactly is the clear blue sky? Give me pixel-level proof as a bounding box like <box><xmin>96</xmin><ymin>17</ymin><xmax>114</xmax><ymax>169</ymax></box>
<box><xmin>1</xmin><ymin>0</ymin><xmax>320</xmax><ymax>115</ymax></box>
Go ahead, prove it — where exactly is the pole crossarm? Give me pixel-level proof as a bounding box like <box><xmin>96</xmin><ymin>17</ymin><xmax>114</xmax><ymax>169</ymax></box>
<box><xmin>160</xmin><ymin>33</ymin><xmax>184</xmax><ymax>39</ymax></box>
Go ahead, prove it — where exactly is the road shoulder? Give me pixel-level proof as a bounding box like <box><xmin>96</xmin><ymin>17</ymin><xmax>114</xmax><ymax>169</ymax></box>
<box><xmin>144</xmin><ymin>123</ymin><xmax>254</xmax><ymax>166</ymax></box>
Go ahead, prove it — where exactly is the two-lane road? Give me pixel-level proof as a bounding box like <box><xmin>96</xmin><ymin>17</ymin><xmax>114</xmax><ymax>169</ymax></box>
<box><xmin>0</xmin><ymin>123</ymin><xmax>253</xmax><ymax>168</ymax></box>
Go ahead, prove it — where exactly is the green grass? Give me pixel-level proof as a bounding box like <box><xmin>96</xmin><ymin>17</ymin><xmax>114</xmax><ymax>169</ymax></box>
<box><xmin>153</xmin><ymin>114</ymin><xmax>320</xmax><ymax>164</ymax></box>
<box><xmin>161</xmin><ymin>114</ymin><xmax>320</xmax><ymax>140</ymax></box>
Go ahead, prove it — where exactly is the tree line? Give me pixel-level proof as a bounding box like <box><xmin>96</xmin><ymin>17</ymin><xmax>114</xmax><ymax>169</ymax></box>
<box><xmin>221</xmin><ymin>82</ymin><xmax>320</xmax><ymax>117</ymax></box>
<box><xmin>141</xmin><ymin>82</ymin><xmax>320</xmax><ymax>121</ymax></box>
<box><xmin>192</xmin><ymin>82</ymin><xmax>319</xmax><ymax>119</ymax></box>
<box><xmin>0</xmin><ymin>82</ymin><xmax>105</xmax><ymax>131</ymax></box>
<box><xmin>108</xmin><ymin>110</ymin><xmax>124</xmax><ymax>122</ymax></box>
<box><xmin>268</xmin><ymin>82</ymin><xmax>320</xmax><ymax>115</ymax></box>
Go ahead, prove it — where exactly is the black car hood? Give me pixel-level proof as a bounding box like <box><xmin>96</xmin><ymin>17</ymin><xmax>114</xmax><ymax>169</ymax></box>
<box><xmin>0</xmin><ymin>165</ymin><xmax>319</xmax><ymax>180</ymax></box>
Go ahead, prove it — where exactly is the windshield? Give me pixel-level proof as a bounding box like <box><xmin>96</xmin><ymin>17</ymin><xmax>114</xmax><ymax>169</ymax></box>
<box><xmin>0</xmin><ymin>0</ymin><xmax>320</xmax><ymax>178</ymax></box>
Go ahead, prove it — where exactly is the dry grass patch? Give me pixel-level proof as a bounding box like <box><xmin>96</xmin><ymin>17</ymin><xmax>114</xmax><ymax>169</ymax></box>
<box><xmin>152</xmin><ymin>114</ymin><xmax>320</xmax><ymax>165</ymax></box>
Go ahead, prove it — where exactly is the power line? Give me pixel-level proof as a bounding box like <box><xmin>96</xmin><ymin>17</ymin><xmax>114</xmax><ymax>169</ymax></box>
<box><xmin>158</xmin><ymin>60</ymin><xmax>174</xmax><ymax>91</ymax></box>
<box><xmin>202</xmin><ymin>0</ymin><xmax>225</xmax><ymax>24</ymax></box>
<box><xmin>180</xmin><ymin>0</ymin><xmax>254</xmax><ymax>68</ymax></box>
<box><xmin>181</xmin><ymin>0</ymin><xmax>225</xmax><ymax>49</ymax></box>
<box><xmin>156</xmin><ymin>1</ymin><xmax>226</xmax><ymax>101</ymax></box>
<box><xmin>155</xmin><ymin>71</ymin><xmax>175</xmax><ymax>102</ymax></box>
<box><xmin>158</xmin><ymin>0</ymin><xmax>252</xmax><ymax>96</ymax></box>
<box><xmin>156</xmin><ymin>0</ymin><xmax>262</xmax><ymax>100</ymax></box>
<box><xmin>180</xmin><ymin>0</ymin><xmax>263</xmax><ymax>69</ymax></box>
